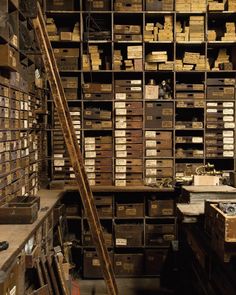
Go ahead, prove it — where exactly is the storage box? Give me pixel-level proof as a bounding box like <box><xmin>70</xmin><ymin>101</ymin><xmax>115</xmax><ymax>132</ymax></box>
<box><xmin>83</xmin><ymin>251</ymin><xmax>113</xmax><ymax>278</ymax></box>
<box><xmin>116</xmin><ymin>203</ymin><xmax>144</xmax><ymax>218</ymax></box>
<box><xmin>0</xmin><ymin>45</ymin><xmax>19</xmax><ymax>71</ymax></box>
<box><xmin>145</xmin><ymin>249</ymin><xmax>168</xmax><ymax>275</ymax></box>
<box><xmin>114</xmin><ymin>253</ymin><xmax>144</xmax><ymax>276</ymax></box>
<box><xmin>85</xmin><ymin>0</ymin><xmax>110</xmax><ymax>11</ymax></box>
<box><xmin>47</xmin><ymin>0</ymin><xmax>74</xmax><ymax>10</ymax></box>
<box><xmin>115</xmin><ymin>224</ymin><xmax>143</xmax><ymax>247</ymax></box>
<box><xmin>145</xmin><ymin>223</ymin><xmax>175</xmax><ymax>246</ymax></box>
<box><xmin>148</xmin><ymin>199</ymin><xmax>174</xmax><ymax>217</ymax></box>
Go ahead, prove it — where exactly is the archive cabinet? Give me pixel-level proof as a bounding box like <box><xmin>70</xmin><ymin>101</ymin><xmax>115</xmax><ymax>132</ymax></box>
<box><xmin>45</xmin><ymin>0</ymin><xmax>236</xmax><ymax>189</ymax></box>
<box><xmin>61</xmin><ymin>190</ymin><xmax>177</xmax><ymax>277</ymax></box>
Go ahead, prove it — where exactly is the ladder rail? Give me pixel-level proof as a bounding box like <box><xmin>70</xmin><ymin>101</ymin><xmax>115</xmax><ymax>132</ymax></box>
<box><xmin>32</xmin><ymin>4</ymin><xmax>118</xmax><ymax>295</ymax></box>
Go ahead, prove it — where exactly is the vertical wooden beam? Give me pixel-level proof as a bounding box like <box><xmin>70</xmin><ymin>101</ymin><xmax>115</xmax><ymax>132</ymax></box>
<box><xmin>32</xmin><ymin>4</ymin><xmax>118</xmax><ymax>295</ymax></box>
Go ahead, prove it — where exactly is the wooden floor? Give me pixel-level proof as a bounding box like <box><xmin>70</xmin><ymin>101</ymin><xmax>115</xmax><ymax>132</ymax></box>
<box><xmin>78</xmin><ymin>278</ymin><xmax>174</xmax><ymax>295</ymax></box>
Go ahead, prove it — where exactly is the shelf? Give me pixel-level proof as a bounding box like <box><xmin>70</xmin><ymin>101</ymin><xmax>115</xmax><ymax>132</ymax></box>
<box><xmin>64</xmin><ymin>185</ymin><xmax>175</xmax><ymax>193</ymax></box>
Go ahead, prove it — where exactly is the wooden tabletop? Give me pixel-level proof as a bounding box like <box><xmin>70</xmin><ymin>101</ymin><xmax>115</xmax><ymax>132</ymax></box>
<box><xmin>0</xmin><ymin>189</ymin><xmax>63</xmax><ymax>273</ymax></box>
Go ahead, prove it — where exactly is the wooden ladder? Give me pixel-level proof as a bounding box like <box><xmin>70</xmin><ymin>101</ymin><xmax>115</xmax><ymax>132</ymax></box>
<box><xmin>32</xmin><ymin>3</ymin><xmax>118</xmax><ymax>295</ymax></box>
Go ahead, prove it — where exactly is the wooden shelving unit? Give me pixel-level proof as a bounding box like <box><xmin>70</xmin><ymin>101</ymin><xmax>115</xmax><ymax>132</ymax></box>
<box><xmin>45</xmin><ymin>0</ymin><xmax>236</xmax><ymax>277</ymax></box>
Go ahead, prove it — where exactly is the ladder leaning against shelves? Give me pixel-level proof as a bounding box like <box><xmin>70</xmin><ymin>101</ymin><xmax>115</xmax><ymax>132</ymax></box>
<box><xmin>31</xmin><ymin>2</ymin><xmax>118</xmax><ymax>295</ymax></box>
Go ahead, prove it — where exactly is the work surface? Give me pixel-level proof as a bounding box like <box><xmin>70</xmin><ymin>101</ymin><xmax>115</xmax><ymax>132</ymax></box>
<box><xmin>0</xmin><ymin>189</ymin><xmax>62</xmax><ymax>273</ymax></box>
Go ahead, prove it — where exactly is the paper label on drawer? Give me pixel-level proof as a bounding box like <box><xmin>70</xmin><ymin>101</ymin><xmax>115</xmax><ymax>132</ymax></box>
<box><xmin>223</xmin><ymin>151</ymin><xmax>234</xmax><ymax>157</ymax></box>
<box><xmin>54</xmin><ymin>159</ymin><xmax>65</xmax><ymax>166</ymax></box>
<box><xmin>116</xmin><ymin>159</ymin><xmax>127</xmax><ymax>165</ymax></box>
<box><xmin>10</xmin><ymin>286</ymin><xmax>16</xmax><ymax>295</ymax></box>
<box><xmin>85</xmin><ymin>166</ymin><xmax>95</xmax><ymax>173</ymax></box>
<box><xmin>223</xmin><ymin>109</ymin><xmax>234</xmax><ymax>115</ymax></box>
<box><xmin>87</xmin><ymin>173</ymin><xmax>96</xmax><ymax>179</ymax></box>
<box><xmin>116</xmin><ymin>238</ymin><xmax>127</xmax><ymax>246</ymax></box>
<box><xmin>192</xmin><ymin>137</ymin><xmax>203</xmax><ymax>143</ymax></box>
<box><xmin>207</xmin><ymin>102</ymin><xmax>217</xmax><ymax>107</ymax></box>
<box><xmin>223</xmin><ymin>130</ymin><xmax>234</xmax><ymax>137</ymax></box>
<box><xmin>146</xmin><ymin>150</ymin><xmax>157</xmax><ymax>157</ymax></box>
<box><xmin>70</xmin><ymin>174</ymin><xmax>75</xmax><ymax>179</ymax></box>
<box><xmin>223</xmin><ymin>138</ymin><xmax>234</xmax><ymax>144</ymax></box>
<box><xmin>223</xmin><ymin>102</ymin><xmax>234</xmax><ymax>107</ymax></box>
<box><xmin>116</xmin><ymin>138</ymin><xmax>126</xmax><ymax>144</ymax></box>
<box><xmin>115</xmin><ymin>102</ymin><xmax>125</xmax><ymax>108</ymax></box>
<box><xmin>207</xmin><ymin>109</ymin><xmax>217</xmax><ymax>113</ymax></box>
<box><xmin>146</xmin><ymin>169</ymin><xmax>157</xmax><ymax>176</ymax></box>
<box><xmin>116</xmin><ymin>166</ymin><xmax>126</xmax><ymax>173</ymax></box>
<box><xmin>115</xmin><ymin>130</ymin><xmax>125</xmax><ymax>137</ymax></box>
<box><xmin>223</xmin><ymin>116</ymin><xmax>234</xmax><ymax>122</ymax></box>
<box><xmin>92</xmin><ymin>259</ymin><xmax>100</xmax><ymax>267</ymax></box>
<box><xmin>116</xmin><ymin>151</ymin><xmax>127</xmax><ymax>158</ymax></box>
<box><xmin>89</xmin><ymin>179</ymin><xmax>95</xmax><ymax>186</ymax></box>
<box><xmin>85</xmin><ymin>138</ymin><xmax>95</xmax><ymax>144</ymax></box>
<box><xmin>146</xmin><ymin>160</ymin><xmax>157</xmax><ymax>167</ymax></box>
<box><xmin>69</xmin><ymin>167</ymin><xmax>73</xmax><ymax>171</ymax></box>
<box><xmin>131</xmin><ymin>86</ymin><xmax>141</xmax><ymax>91</ymax></box>
<box><xmin>116</xmin><ymin>122</ymin><xmax>127</xmax><ymax>129</ymax></box>
<box><xmin>224</xmin><ymin>123</ymin><xmax>235</xmax><ymax>128</ymax></box>
<box><xmin>116</xmin><ymin>115</ymin><xmax>126</xmax><ymax>122</ymax></box>
<box><xmin>85</xmin><ymin>151</ymin><xmax>96</xmax><ymax>158</ymax></box>
<box><xmin>223</xmin><ymin>144</ymin><xmax>234</xmax><ymax>150</ymax></box>
<box><xmin>54</xmin><ymin>154</ymin><xmax>63</xmax><ymax>158</ymax></box>
<box><xmin>24</xmin><ymin>121</ymin><xmax>28</xmax><ymax>128</ymax></box>
<box><xmin>116</xmin><ymin>145</ymin><xmax>126</xmax><ymax>151</ymax></box>
<box><xmin>115</xmin><ymin>173</ymin><xmax>126</xmax><ymax>179</ymax></box>
<box><xmin>146</xmin><ymin>140</ymin><xmax>156</xmax><ymax>148</ymax></box>
<box><xmin>115</xmin><ymin>179</ymin><xmax>126</xmax><ymax>186</ymax></box>
<box><xmin>145</xmin><ymin>131</ymin><xmax>156</xmax><ymax>138</ymax></box>
<box><xmin>145</xmin><ymin>178</ymin><xmax>156</xmax><ymax>185</ymax></box>
<box><xmin>22</xmin><ymin>186</ymin><xmax>25</xmax><ymax>195</ymax></box>
<box><xmin>116</xmin><ymin>93</ymin><xmax>126</xmax><ymax>100</ymax></box>
<box><xmin>85</xmin><ymin>159</ymin><xmax>95</xmax><ymax>166</ymax></box>
<box><xmin>85</xmin><ymin>144</ymin><xmax>95</xmax><ymax>151</ymax></box>
<box><xmin>116</xmin><ymin>108</ymin><xmax>127</xmax><ymax>115</ymax></box>
<box><xmin>131</xmin><ymin>80</ymin><xmax>142</xmax><ymax>85</ymax></box>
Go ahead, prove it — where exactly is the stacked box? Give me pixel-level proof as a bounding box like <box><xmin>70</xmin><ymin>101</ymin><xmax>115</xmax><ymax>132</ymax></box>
<box><xmin>83</xmin><ymin>229</ymin><xmax>112</xmax><ymax>247</ymax></box>
<box><xmin>145</xmin><ymin>131</ymin><xmax>173</xmax><ymax>186</ymax></box>
<box><xmin>145</xmin><ymin>51</ymin><xmax>174</xmax><ymax>71</ymax></box>
<box><xmin>176</xmin><ymin>52</ymin><xmax>209</xmax><ymax>71</ymax></box>
<box><xmin>116</xmin><ymin>203</ymin><xmax>144</xmax><ymax>217</ymax></box>
<box><xmin>114</xmin><ymin>0</ymin><xmax>143</xmax><ymax>11</ymax></box>
<box><xmin>176</xmin><ymin>0</ymin><xmax>206</xmax><ymax>11</ymax></box>
<box><xmin>145</xmin><ymin>223</ymin><xmax>175</xmax><ymax>246</ymax></box>
<box><xmin>83</xmin><ymin>251</ymin><xmax>114</xmax><ymax>278</ymax></box>
<box><xmin>148</xmin><ymin>198</ymin><xmax>174</xmax><ymax>216</ymax></box>
<box><xmin>47</xmin><ymin>0</ymin><xmax>75</xmax><ymax>10</ymax></box>
<box><xmin>145</xmin><ymin>102</ymin><xmax>173</xmax><ymax>128</ymax></box>
<box><xmin>114</xmin><ymin>24</ymin><xmax>142</xmax><ymax>42</ymax></box>
<box><xmin>54</xmin><ymin>48</ymin><xmax>79</xmax><ymax>71</ymax></box>
<box><xmin>84</xmin><ymin>135</ymin><xmax>113</xmax><ymax>186</ymax></box>
<box><xmin>93</xmin><ymin>195</ymin><xmax>113</xmax><ymax>217</ymax></box>
<box><xmin>85</xmin><ymin>0</ymin><xmax>110</xmax><ymax>11</ymax></box>
<box><xmin>115</xmin><ymin>224</ymin><xmax>144</xmax><ymax>247</ymax></box>
<box><xmin>145</xmin><ymin>0</ymin><xmax>174</xmax><ymax>10</ymax></box>
<box><xmin>189</xmin><ymin>16</ymin><xmax>205</xmax><ymax>41</ymax></box>
<box><xmin>114</xmin><ymin>46</ymin><xmax>142</xmax><ymax>71</ymax></box>
<box><xmin>53</xmin><ymin>106</ymin><xmax>81</xmax><ymax>180</ymax></box>
<box><xmin>114</xmin><ymin>253</ymin><xmax>144</xmax><ymax>276</ymax></box>
<box><xmin>83</xmin><ymin>82</ymin><xmax>113</xmax><ymax>101</ymax></box>
<box><xmin>208</xmin><ymin>0</ymin><xmax>225</xmax><ymax>11</ymax></box>
<box><xmin>206</xmin><ymin>87</ymin><xmax>235</xmax><ymax>158</ymax></box>
<box><xmin>60</xmin><ymin>22</ymin><xmax>80</xmax><ymax>41</ymax></box>
<box><xmin>84</xmin><ymin>107</ymin><xmax>112</xmax><ymax>129</ymax></box>
<box><xmin>144</xmin><ymin>16</ymin><xmax>173</xmax><ymax>42</ymax></box>
<box><xmin>212</xmin><ymin>48</ymin><xmax>233</xmax><ymax>71</ymax></box>
<box><xmin>61</xmin><ymin>77</ymin><xmax>78</xmax><ymax>101</ymax></box>
<box><xmin>83</xmin><ymin>45</ymin><xmax>102</xmax><ymax>71</ymax></box>
<box><xmin>228</xmin><ymin>0</ymin><xmax>236</xmax><ymax>11</ymax></box>
<box><xmin>221</xmin><ymin>22</ymin><xmax>236</xmax><ymax>41</ymax></box>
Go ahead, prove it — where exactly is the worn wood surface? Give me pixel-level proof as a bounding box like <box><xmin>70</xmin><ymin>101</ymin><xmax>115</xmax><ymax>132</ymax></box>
<box><xmin>0</xmin><ymin>189</ymin><xmax>62</xmax><ymax>273</ymax></box>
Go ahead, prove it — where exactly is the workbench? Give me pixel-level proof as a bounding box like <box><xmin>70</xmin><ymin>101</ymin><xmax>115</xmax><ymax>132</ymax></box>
<box><xmin>0</xmin><ymin>189</ymin><xmax>63</xmax><ymax>275</ymax></box>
